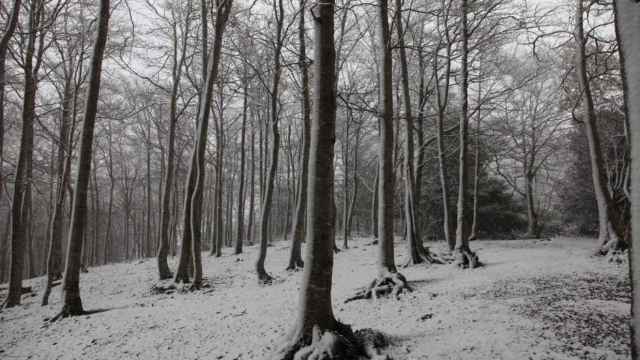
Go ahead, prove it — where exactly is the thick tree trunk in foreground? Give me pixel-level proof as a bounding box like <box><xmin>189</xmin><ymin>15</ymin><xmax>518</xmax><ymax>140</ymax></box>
<box><xmin>286</xmin><ymin>0</ymin><xmax>311</xmax><ymax>271</ymax></box>
<box><xmin>274</xmin><ymin>3</ymin><xmax>389</xmax><ymax>358</ymax></box>
<box><xmin>614</xmin><ymin>0</ymin><xmax>639</xmax><ymax>357</ymax></box>
<box><xmin>53</xmin><ymin>0</ymin><xmax>110</xmax><ymax>319</ymax></box>
<box><xmin>6</xmin><ymin>0</ymin><xmax>39</xmax><ymax>308</ymax></box>
<box><xmin>454</xmin><ymin>0</ymin><xmax>479</xmax><ymax>269</ymax></box>
<box><xmin>575</xmin><ymin>0</ymin><xmax>623</xmax><ymax>255</ymax></box>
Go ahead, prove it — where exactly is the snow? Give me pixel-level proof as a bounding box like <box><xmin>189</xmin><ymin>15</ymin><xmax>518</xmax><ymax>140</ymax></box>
<box><xmin>0</xmin><ymin>237</ymin><xmax>631</xmax><ymax>359</ymax></box>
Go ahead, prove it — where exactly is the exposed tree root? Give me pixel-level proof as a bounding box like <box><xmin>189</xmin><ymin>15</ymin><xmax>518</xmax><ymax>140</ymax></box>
<box><xmin>455</xmin><ymin>247</ymin><xmax>481</xmax><ymax>269</ymax></box>
<box><xmin>48</xmin><ymin>302</ymin><xmax>84</xmax><ymax>323</ymax></box>
<box><xmin>275</xmin><ymin>324</ymin><xmax>391</xmax><ymax>360</ymax></box>
<box><xmin>345</xmin><ymin>272</ymin><xmax>412</xmax><ymax>303</ymax></box>
<box><xmin>188</xmin><ymin>278</ymin><xmax>212</xmax><ymax>292</ymax></box>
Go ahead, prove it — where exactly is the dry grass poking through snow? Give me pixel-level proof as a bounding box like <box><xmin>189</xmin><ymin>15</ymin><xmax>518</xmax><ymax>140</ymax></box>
<box><xmin>0</xmin><ymin>237</ymin><xmax>631</xmax><ymax>359</ymax></box>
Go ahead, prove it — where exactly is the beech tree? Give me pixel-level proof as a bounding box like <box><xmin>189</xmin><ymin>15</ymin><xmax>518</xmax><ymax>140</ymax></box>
<box><xmin>52</xmin><ymin>0</ymin><xmax>110</xmax><ymax>319</ymax></box>
<box><xmin>454</xmin><ymin>0</ymin><xmax>480</xmax><ymax>268</ymax></box>
<box><xmin>574</xmin><ymin>0</ymin><xmax>624</xmax><ymax>255</ymax></box>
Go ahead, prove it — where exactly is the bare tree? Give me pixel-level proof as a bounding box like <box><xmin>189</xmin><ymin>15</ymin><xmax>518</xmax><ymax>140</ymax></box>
<box><xmin>51</xmin><ymin>0</ymin><xmax>110</xmax><ymax>319</ymax></box>
<box><xmin>255</xmin><ymin>0</ymin><xmax>285</xmax><ymax>284</ymax></box>
<box><xmin>286</xmin><ymin>0</ymin><xmax>310</xmax><ymax>271</ymax></box>
<box><xmin>574</xmin><ymin>0</ymin><xmax>623</xmax><ymax>255</ymax></box>
<box><xmin>454</xmin><ymin>0</ymin><xmax>479</xmax><ymax>268</ymax></box>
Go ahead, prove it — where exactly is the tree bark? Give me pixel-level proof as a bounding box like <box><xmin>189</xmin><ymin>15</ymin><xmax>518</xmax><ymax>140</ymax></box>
<box><xmin>54</xmin><ymin>0</ymin><xmax>110</xmax><ymax>319</ymax></box>
<box><xmin>6</xmin><ymin>0</ymin><xmax>40</xmax><ymax>308</ymax></box>
<box><xmin>614</xmin><ymin>0</ymin><xmax>639</xmax><ymax>357</ymax></box>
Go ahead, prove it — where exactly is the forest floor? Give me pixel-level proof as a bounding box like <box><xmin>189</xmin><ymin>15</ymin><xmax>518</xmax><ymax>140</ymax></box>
<box><xmin>0</xmin><ymin>236</ymin><xmax>631</xmax><ymax>359</ymax></box>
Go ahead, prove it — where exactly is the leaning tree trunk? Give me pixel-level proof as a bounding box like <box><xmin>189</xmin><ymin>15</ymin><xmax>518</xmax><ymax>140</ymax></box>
<box><xmin>614</xmin><ymin>0</ymin><xmax>639</xmax><ymax>356</ymax></box>
<box><xmin>184</xmin><ymin>0</ymin><xmax>232</xmax><ymax>289</ymax></box>
<box><xmin>255</xmin><ymin>0</ymin><xmax>284</xmax><ymax>284</ymax></box>
<box><xmin>6</xmin><ymin>0</ymin><xmax>39</xmax><ymax>308</ymax></box>
<box><xmin>286</xmin><ymin>0</ymin><xmax>311</xmax><ymax>271</ymax></box>
<box><xmin>575</xmin><ymin>0</ymin><xmax>623</xmax><ymax>255</ymax></box>
<box><xmin>52</xmin><ymin>0</ymin><xmax>110</xmax><ymax>320</ymax></box>
<box><xmin>454</xmin><ymin>0</ymin><xmax>479</xmax><ymax>269</ymax></box>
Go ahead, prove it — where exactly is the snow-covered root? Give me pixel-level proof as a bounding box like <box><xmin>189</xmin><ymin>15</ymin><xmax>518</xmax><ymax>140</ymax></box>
<box><xmin>344</xmin><ymin>272</ymin><xmax>412</xmax><ymax>303</ymax></box>
<box><xmin>455</xmin><ymin>247</ymin><xmax>481</xmax><ymax>269</ymax></box>
<box><xmin>274</xmin><ymin>324</ymin><xmax>391</xmax><ymax>360</ymax></box>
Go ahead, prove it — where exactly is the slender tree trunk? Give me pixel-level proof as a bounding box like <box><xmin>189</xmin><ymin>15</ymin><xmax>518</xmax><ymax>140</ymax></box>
<box><xmin>256</xmin><ymin>0</ymin><xmax>284</xmax><ymax>283</ymax></box>
<box><xmin>286</xmin><ymin>12</ymin><xmax>310</xmax><ymax>267</ymax></box>
<box><xmin>614</xmin><ymin>1</ymin><xmax>639</xmax><ymax>357</ymax></box>
<box><xmin>454</xmin><ymin>0</ymin><xmax>479</xmax><ymax>268</ymax></box>
<box><xmin>248</xmin><ymin>123</ymin><xmax>256</xmax><ymax>244</ymax></box>
<box><xmin>575</xmin><ymin>0</ymin><xmax>622</xmax><ymax>255</ymax></box>
<box><xmin>54</xmin><ymin>0</ymin><xmax>110</xmax><ymax>319</ymax></box>
<box><xmin>180</xmin><ymin>0</ymin><xmax>232</xmax><ymax>288</ymax></box>
<box><xmin>468</xmin><ymin>75</ymin><xmax>481</xmax><ymax>241</ymax></box>
<box><xmin>0</xmin><ymin>0</ymin><xmax>22</xmax><ymax>189</ymax></box>
<box><xmin>42</xmin><ymin>70</ymin><xmax>74</xmax><ymax>305</ymax></box>
<box><xmin>371</xmin><ymin>166</ymin><xmax>379</xmax><ymax>239</ymax></box>
<box><xmin>235</xmin><ymin>81</ymin><xmax>248</xmax><ymax>255</ymax></box>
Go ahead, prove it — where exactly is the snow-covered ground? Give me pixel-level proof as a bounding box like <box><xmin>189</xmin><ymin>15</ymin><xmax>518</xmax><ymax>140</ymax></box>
<box><xmin>0</xmin><ymin>237</ymin><xmax>631</xmax><ymax>359</ymax></box>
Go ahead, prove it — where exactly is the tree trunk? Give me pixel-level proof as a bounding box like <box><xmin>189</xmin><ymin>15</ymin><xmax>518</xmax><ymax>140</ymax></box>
<box><xmin>275</xmin><ymin>2</ymin><xmax>350</xmax><ymax>355</ymax></box>
<box><xmin>256</xmin><ymin>0</ymin><xmax>284</xmax><ymax>283</ymax></box>
<box><xmin>286</xmin><ymin>6</ymin><xmax>309</xmax><ymax>267</ymax></box>
<box><xmin>42</xmin><ymin>69</ymin><xmax>74</xmax><ymax>306</ymax></box>
<box><xmin>377</xmin><ymin>0</ymin><xmax>397</xmax><ymax>276</ymax></box>
<box><xmin>468</xmin><ymin>75</ymin><xmax>481</xmax><ymax>241</ymax></box>
<box><xmin>54</xmin><ymin>0</ymin><xmax>110</xmax><ymax>319</ymax></box>
<box><xmin>182</xmin><ymin>0</ymin><xmax>232</xmax><ymax>288</ymax></box>
<box><xmin>614</xmin><ymin>1</ymin><xmax>639</xmax><ymax>356</ymax></box>
<box><xmin>286</xmin><ymin>6</ymin><xmax>310</xmax><ymax>268</ymax></box>
<box><xmin>6</xmin><ymin>0</ymin><xmax>39</xmax><ymax>308</ymax></box>
<box><xmin>575</xmin><ymin>0</ymin><xmax>623</xmax><ymax>255</ymax></box>
<box><xmin>0</xmin><ymin>0</ymin><xmax>22</xmax><ymax>188</ymax></box>
<box><xmin>454</xmin><ymin>0</ymin><xmax>479</xmax><ymax>268</ymax></box>
<box><xmin>235</xmin><ymin>80</ymin><xmax>248</xmax><ymax>255</ymax></box>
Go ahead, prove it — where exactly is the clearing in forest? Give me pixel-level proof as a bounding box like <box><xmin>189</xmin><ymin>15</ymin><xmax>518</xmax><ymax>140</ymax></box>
<box><xmin>0</xmin><ymin>237</ymin><xmax>630</xmax><ymax>359</ymax></box>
